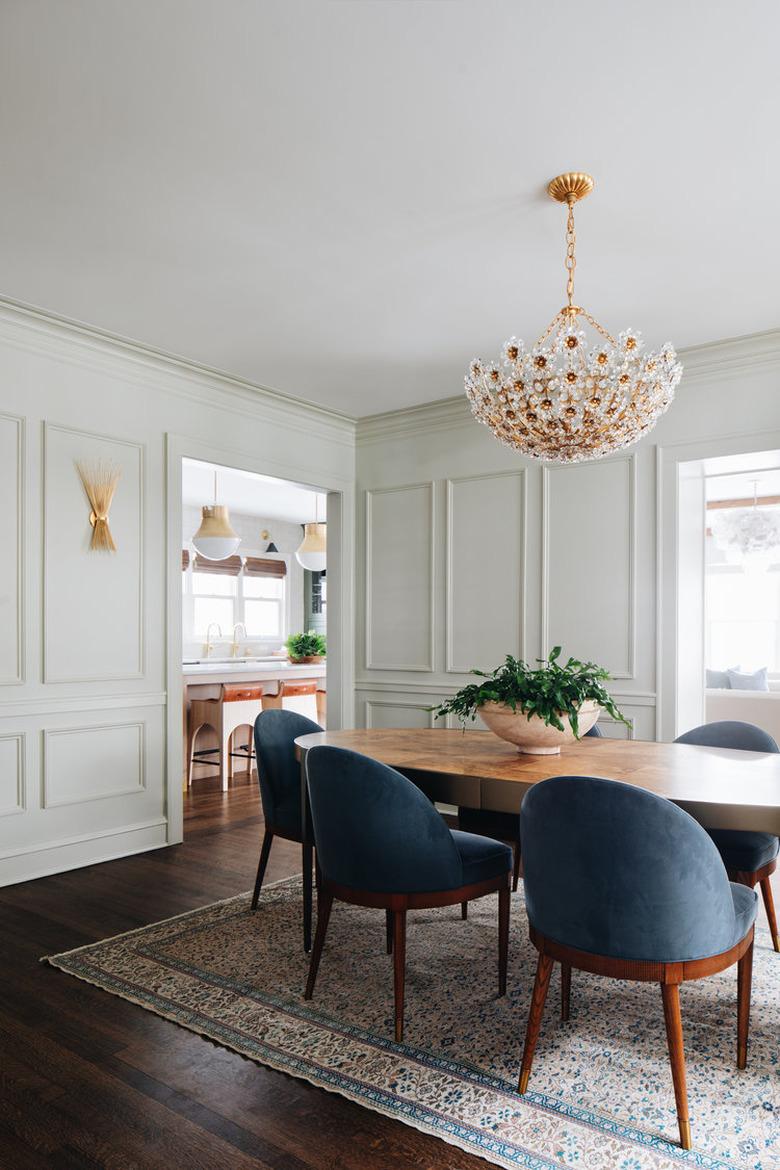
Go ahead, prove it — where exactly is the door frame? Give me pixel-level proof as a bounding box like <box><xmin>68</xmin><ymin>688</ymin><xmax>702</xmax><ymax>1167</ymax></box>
<box><xmin>657</xmin><ymin>427</ymin><xmax>780</xmax><ymax>741</ymax></box>
<box><xmin>165</xmin><ymin>432</ymin><xmax>355</xmax><ymax>844</ymax></box>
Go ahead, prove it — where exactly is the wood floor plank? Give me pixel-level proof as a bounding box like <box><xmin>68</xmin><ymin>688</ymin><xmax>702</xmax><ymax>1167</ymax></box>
<box><xmin>0</xmin><ymin>772</ymin><xmax>496</xmax><ymax>1170</ymax></box>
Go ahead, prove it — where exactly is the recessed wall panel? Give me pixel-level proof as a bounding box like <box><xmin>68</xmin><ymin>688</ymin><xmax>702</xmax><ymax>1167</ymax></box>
<box><xmin>447</xmin><ymin>471</ymin><xmax>524</xmax><ymax>672</ymax></box>
<box><xmin>0</xmin><ymin>735</ymin><xmax>24</xmax><ymax>816</ymax></box>
<box><xmin>365</xmin><ymin>700</ymin><xmax>434</xmax><ymax>729</ymax></box>
<box><xmin>543</xmin><ymin>456</ymin><xmax>635</xmax><ymax>678</ymax></box>
<box><xmin>365</xmin><ymin>483</ymin><xmax>434</xmax><ymax>671</ymax></box>
<box><xmin>43</xmin><ymin>722</ymin><xmax>145</xmax><ymax>808</ymax></box>
<box><xmin>44</xmin><ymin>425</ymin><xmax>143</xmax><ymax>682</ymax></box>
<box><xmin>0</xmin><ymin>415</ymin><xmax>23</xmax><ymax>683</ymax></box>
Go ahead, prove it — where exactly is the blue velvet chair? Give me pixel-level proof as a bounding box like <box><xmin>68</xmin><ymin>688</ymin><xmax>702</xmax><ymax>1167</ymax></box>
<box><xmin>459</xmin><ymin>723</ymin><xmax>604</xmax><ymax>897</ymax></box>
<box><xmin>516</xmin><ymin>775</ymin><xmax>757</xmax><ymax>1150</ymax></box>
<box><xmin>250</xmin><ymin>709</ymin><xmax>322</xmax><ymax>912</ymax></box>
<box><xmin>304</xmin><ymin>745</ymin><xmax>513</xmax><ymax>1041</ymax></box>
<box><xmin>675</xmin><ymin>720</ymin><xmax>779</xmax><ymax>952</ymax></box>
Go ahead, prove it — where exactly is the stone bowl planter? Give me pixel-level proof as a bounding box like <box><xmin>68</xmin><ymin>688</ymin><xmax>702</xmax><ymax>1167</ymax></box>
<box><xmin>477</xmin><ymin>699</ymin><xmax>600</xmax><ymax>755</ymax></box>
<box><xmin>288</xmin><ymin>654</ymin><xmax>325</xmax><ymax>665</ymax></box>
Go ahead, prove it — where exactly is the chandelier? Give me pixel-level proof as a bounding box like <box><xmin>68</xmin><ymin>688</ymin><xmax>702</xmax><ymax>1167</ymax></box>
<box><xmin>711</xmin><ymin>483</ymin><xmax>780</xmax><ymax>561</ymax></box>
<box><xmin>465</xmin><ymin>172</ymin><xmax>683</xmax><ymax>463</ymax></box>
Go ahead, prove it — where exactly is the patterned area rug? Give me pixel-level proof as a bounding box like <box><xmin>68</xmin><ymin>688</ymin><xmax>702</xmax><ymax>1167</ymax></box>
<box><xmin>46</xmin><ymin>877</ymin><xmax>779</xmax><ymax>1170</ymax></box>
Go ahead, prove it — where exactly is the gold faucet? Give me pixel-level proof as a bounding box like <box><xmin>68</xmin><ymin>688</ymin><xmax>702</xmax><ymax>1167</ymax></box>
<box><xmin>231</xmin><ymin>622</ymin><xmax>247</xmax><ymax>658</ymax></box>
<box><xmin>203</xmin><ymin>622</ymin><xmax>222</xmax><ymax>658</ymax></box>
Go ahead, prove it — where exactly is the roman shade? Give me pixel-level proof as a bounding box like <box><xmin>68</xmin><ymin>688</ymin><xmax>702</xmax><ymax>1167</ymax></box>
<box><xmin>243</xmin><ymin>556</ymin><xmax>287</xmax><ymax>579</ymax></box>
<box><xmin>192</xmin><ymin>554</ymin><xmax>243</xmax><ymax>576</ymax></box>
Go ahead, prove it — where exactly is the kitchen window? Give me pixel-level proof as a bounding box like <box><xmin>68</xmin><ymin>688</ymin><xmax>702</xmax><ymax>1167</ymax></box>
<box><xmin>182</xmin><ymin>551</ymin><xmax>287</xmax><ymax>641</ymax></box>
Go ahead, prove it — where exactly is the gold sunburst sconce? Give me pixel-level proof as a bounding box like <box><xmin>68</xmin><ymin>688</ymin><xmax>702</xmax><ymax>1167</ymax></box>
<box><xmin>465</xmin><ymin>172</ymin><xmax>683</xmax><ymax>463</ymax></box>
<box><xmin>75</xmin><ymin>459</ymin><xmax>122</xmax><ymax>552</ymax></box>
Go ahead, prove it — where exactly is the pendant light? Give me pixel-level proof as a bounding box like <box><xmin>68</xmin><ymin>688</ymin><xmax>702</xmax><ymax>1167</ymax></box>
<box><xmin>192</xmin><ymin>471</ymin><xmax>241</xmax><ymax>561</ymax></box>
<box><xmin>295</xmin><ymin>495</ymin><xmax>326</xmax><ymax>572</ymax></box>
<box><xmin>465</xmin><ymin>172</ymin><xmax>683</xmax><ymax>463</ymax></box>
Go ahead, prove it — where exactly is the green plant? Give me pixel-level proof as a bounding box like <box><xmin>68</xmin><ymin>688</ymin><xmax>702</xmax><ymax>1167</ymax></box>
<box><xmin>430</xmin><ymin>646</ymin><xmax>628</xmax><ymax>737</ymax></box>
<box><xmin>286</xmin><ymin>630</ymin><xmax>326</xmax><ymax>660</ymax></box>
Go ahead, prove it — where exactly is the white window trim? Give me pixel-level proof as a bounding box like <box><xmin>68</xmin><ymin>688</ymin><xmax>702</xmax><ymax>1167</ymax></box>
<box><xmin>183</xmin><ymin>548</ymin><xmax>292</xmax><ymax>647</ymax></box>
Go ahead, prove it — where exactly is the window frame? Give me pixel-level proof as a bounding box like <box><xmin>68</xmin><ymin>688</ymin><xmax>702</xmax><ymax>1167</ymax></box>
<box><xmin>182</xmin><ymin>549</ymin><xmax>291</xmax><ymax>646</ymax></box>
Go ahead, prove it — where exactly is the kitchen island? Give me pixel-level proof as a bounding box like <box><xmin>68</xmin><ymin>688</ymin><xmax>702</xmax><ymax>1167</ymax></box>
<box><xmin>183</xmin><ymin>659</ymin><xmax>326</xmax><ymax>784</ymax></box>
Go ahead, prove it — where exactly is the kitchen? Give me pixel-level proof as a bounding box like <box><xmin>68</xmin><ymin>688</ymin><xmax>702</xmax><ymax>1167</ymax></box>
<box><xmin>181</xmin><ymin>458</ymin><xmax>327</xmax><ymax>798</ymax></box>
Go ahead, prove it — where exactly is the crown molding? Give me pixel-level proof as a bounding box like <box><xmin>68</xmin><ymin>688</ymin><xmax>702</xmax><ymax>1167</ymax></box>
<box><xmin>356</xmin><ymin>328</ymin><xmax>780</xmax><ymax>447</ymax></box>
<box><xmin>0</xmin><ymin>295</ymin><xmax>357</xmax><ymax>447</ymax></box>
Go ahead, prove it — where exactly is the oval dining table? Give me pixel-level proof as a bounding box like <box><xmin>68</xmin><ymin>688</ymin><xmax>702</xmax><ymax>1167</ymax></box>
<box><xmin>293</xmin><ymin>728</ymin><xmax>780</xmax><ymax>951</ymax></box>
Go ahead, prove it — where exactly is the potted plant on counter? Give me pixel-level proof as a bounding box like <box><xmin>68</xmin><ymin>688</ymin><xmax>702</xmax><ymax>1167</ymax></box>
<box><xmin>286</xmin><ymin>631</ymin><xmax>327</xmax><ymax>665</ymax></box>
<box><xmin>431</xmin><ymin>646</ymin><xmax>628</xmax><ymax>754</ymax></box>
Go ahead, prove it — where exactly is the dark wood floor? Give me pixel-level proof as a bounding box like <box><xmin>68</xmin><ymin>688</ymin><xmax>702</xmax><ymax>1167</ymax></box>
<box><xmin>0</xmin><ymin>770</ymin><xmax>493</xmax><ymax>1170</ymax></box>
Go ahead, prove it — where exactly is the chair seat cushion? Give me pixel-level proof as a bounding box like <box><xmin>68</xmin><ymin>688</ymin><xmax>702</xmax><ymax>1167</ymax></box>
<box><xmin>458</xmin><ymin>807</ymin><xmax>520</xmax><ymax>843</ymax></box>
<box><xmin>729</xmin><ymin>881</ymin><xmax>759</xmax><ymax>945</ymax></box>
<box><xmin>709</xmin><ymin>829</ymin><xmax>779</xmax><ymax>874</ymax></box>
<box><xmin>450</xmin><ymin>830</ymin><xmax>513</xmax><ymax>885</ymax></box>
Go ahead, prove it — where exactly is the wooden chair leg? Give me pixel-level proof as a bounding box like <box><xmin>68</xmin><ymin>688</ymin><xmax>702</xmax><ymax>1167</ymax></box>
<box><xmin>385</xmin><ymin>908</ymin><xmax>393</xmax><ymax>954</ymax></box>
<box><xmin>512</xmin><ymin>842</ymin><xmax>521</xmax><ymax>892</ymax></box>
<box><xmin>759</xmin><ymin>875</ymin><xmax>779</xmax><ymax>952</ymax></box>
<box><xmin>392</xmin><ymin>909</ymin><xmax>407</xmax><ymax>1042</ymax></box>
<box><xmin>518</xmin><ymin>951</ymin><xmax>554</xmax><ymax>1094</ymax></box>
<box><xmin>461</xmin><ymin>901</ymin><xmax>468</xmax><ymax>920</ymax></box>
<box><xmin>304</xmin><ymin>888</ymin><xmax>333</xmax><ymax>999</ymax></box>
<box><xmin>302</xmin><ymin>841</ymin><xmax>314</xmax><ymax>953</ymax></box>
<box><xmin>660</xmin><ymin>982</ymin><xmax>691</xmax><ymax>1150</ymax></box>
<box><xmin>737</xmin><ymin>936</ymin><xmax>754</xmax><ymax>1069</ymax></box>
<box><xmin>498</xmin><ymin>883</ymin><xmax>510</xmax><ymax>996</ymax></box>
<box><xmin>250</xmin><ymin>829</ymin><xmax>274</xmax><ymax>911</ymax></box>
<box><xmin>560</xmin><ymin>962</ymin><xmax>571</xmax><ymax>1022</ymax></box>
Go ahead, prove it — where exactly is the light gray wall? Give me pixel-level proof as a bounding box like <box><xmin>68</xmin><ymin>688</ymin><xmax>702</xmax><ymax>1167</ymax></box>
<box><xmin>354</xmin><ymin>331</ymin><xmax>780</xmax><ymax>743</ymax></box>
<box><xmin>0</xmin><ymin>299</ymin><xmax>354</xmax><ymax>885</ymax></box>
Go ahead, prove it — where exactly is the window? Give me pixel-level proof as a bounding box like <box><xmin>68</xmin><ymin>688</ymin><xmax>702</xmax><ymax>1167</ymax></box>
<box><xmin>182</xmin><ymin>552</ymin><xmax>287</xmax><ymax>644</ymax></box>
<box><xmin>192</xmin><ymin>571</ymin><xmax>238</xmax><ymax>637</ymax></box>
<box><xmin>243</xmin><ymin>574</ymin><xmax>284</xmax><ymax>637</ymax></box>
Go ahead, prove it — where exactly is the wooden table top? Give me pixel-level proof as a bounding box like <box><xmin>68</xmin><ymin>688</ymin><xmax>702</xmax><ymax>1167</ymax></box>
<box><xmin>295</xmin><ymin>728</ymin><xmax>780</xmax><ymax>834</ymax></box>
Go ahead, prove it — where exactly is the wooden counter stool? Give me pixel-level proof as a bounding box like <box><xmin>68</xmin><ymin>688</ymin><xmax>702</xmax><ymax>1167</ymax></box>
<box><xmin>187</xmin><ymin>683</ymin><xmax>264</xmax><ymax>790</ymax></box>
<box><xmin>262</xmin><ymin>679</ymin><xmax>319</xmax><ymax>722</ymax></box>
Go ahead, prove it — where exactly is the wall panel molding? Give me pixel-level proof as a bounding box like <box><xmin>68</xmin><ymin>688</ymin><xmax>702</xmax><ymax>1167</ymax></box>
<box><xmin>43</xmin><ymin>422</ymin><xmax>145</xmax><ymax>683</ymax></box>
<box><xmin>541</xmin><ymin>454</ymin><xmax>637</xmax><ymax>680</ymax></box>
<box><xmin>364</xmin><ymin>698</ymin><xmax>435</xmax><ymax>729</ymax></box>
<box><xmin>0</xmin><ymin>413</ymin><xmax>24</xmax><ymax>684</ymax></box>
<box><xmin>445</xmin><ymin>470</ymin><xmax>526</xmax><ymax>672</ymax></box>
<box><xmin>42</xmin><ymin>721</ymin><xmax>145</xmax><ymax>809</ymax></box>
<box><xmin>0</xmin><ymin>733</ymin><xmax>25</xmax><ymax>817</ymax></box>
<box><xmin>0</xmin><ymin>691</ymin><xmax>166</xmax><ymax>720</ymax></box>
<box><xmin>365</xmin><ymin>482</ymin><xmax>435</xmax><ymax>671</ymax></box>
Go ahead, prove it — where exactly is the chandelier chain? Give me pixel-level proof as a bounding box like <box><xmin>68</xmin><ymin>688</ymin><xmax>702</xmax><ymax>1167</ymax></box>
<box><xmin>565</xmin><ymin>200</ymin><xmax>576</xmax><ymax>306</ymax></box>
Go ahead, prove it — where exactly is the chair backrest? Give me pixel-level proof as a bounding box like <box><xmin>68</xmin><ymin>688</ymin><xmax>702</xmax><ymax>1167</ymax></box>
<box><xmin>253</xmin><ymin>709</ymin><xmax>321</xmax><ymax>833</ymax></box>
<box><xmin>675</xmin><ymin>720</ymin><xmax>779</xmax><ymax>753</ymax></box>
<box><xmin>520</xmin><ymin>775</ymin><xmax>739</xmax><ymax>962</ymax></box>
<box><xmin>306</xmin><ymin>745</ymin><xmax>463</xmax><ymax>893</ymax></box>
<box><xmin>584</xmin><ymin>723</ymin><xmax>602</xmax><ymax>737</ymax></box>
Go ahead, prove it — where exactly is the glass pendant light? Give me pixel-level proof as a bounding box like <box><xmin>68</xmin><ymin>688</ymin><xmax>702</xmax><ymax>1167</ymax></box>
<box><xmin>192</xmin><ymin>470</ymin><xmax>241</xmax><ymax>561</ymax></box>
<box><xmin>296</xmin><ymin>495</ymin><xmax>326</xmax><ymax>571</ymax></box>
<box><xmin>466</xmin><ymin>172</ymin><xmax>683</xmax><ymax>463</ymax></box>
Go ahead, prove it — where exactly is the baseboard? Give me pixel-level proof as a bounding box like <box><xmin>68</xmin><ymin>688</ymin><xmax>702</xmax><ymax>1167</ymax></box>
<box><xmin>0</xmin><ymin>818</ymin><xmax>168</xmax><ymax>887</ymax></box>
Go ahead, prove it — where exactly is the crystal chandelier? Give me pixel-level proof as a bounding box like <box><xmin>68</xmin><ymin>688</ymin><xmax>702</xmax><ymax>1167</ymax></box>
<box><xmin>711</xmin><ymin>482</ymin><xmax>780</xmax><ymax>561</ymax></box>
<box><xmin>465</xmin><ymin>172</ymin><xmax>684</xmax><ymax>463</ymax></box>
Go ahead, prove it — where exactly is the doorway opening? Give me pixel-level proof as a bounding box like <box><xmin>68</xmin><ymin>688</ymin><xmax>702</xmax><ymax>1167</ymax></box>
<box><xmin>180</xmin><ymin>457</ymin><xmax>328</xmax><ymax>832</ymax></box>
<box><xmin>675</xmin><ymin>448</ymin><xmax>780</xmax><ymax>740</ymax></box>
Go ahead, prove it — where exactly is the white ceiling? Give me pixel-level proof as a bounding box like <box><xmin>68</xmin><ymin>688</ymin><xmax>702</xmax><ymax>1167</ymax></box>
<box><xmin>182</xmin><ymin>458</ymin><xmax>325</xmax><ymax>523</ymax></box>
<box><xmin>2</xmin><ymin>1</ymin><xmax>779</xmax><ymax>417</ymax></box>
